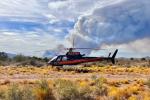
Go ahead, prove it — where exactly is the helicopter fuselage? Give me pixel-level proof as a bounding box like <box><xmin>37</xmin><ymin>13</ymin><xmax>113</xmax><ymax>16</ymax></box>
<box><xmin>49</xmin><ymin>56</ymin><xmax>108</xmax><ymax>66</ymax></box>
<box><xmin>48</xmin><ymin>49</ymin><xmax>118</xmax><ymax>66</ymax></box>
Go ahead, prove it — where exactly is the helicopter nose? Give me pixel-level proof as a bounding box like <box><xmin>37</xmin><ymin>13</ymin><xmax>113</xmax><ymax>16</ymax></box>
<box><xmin>48</xmin><ymin>60</ymin><xmax>53</xmax><ymax>65</ymax></box>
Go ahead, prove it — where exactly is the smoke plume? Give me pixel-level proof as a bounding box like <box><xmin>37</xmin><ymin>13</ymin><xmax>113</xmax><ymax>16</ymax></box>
<box><xmin>67</xmin><ymin>0</ymin><xmax>150</xmax><ymax>54</ymax></box>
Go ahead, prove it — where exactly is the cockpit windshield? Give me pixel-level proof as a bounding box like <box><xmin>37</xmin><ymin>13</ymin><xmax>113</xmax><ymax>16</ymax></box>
<box><xmin>50</xmin><ymin>56</ymin><xmax>58</xmax><ymax>61</ymax></box>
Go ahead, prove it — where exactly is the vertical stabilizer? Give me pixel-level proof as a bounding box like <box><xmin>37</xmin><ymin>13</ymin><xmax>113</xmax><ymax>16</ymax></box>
<box><xmin>111</xmin><ymin>49</ymin><xmax>118</xmax><ymax>64</ymax></box>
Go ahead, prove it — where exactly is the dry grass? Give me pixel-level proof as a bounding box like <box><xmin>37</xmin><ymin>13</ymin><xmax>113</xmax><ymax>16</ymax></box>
<box><xmin>0</xmin><ymin>66</ymin><xmax>150</xmax><ymax>100</ymax></box>
<box><xmin>34</xmin><ymin>80</ymin><xmax>55</xmax><ymax>100</ymax></box>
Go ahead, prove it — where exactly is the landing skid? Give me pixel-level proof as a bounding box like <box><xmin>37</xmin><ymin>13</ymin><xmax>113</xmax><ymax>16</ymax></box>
<box><xmin>63</xmin><ymin>65</ymin><xmax>82</xmax><ymax>68</ymax></box>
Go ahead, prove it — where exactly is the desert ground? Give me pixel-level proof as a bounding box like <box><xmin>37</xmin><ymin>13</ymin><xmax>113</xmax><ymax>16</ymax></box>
<box><xmin>0</xmin><ymin>65</ymin><xmax>150</xmax><ymax>100</ymax></box>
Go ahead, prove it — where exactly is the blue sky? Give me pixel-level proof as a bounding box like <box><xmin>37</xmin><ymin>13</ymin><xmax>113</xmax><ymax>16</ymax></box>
<box><xmin>0</xmin><ymin>0</ymin><xmax>149</xmax><ymax>57</ymax></box>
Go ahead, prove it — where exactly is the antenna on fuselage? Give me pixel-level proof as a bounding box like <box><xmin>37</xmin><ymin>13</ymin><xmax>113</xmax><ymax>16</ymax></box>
<box><xmin>69</xmin><ymin>37</ymin><xmax>75</xmax><ymax>53</ymax></box>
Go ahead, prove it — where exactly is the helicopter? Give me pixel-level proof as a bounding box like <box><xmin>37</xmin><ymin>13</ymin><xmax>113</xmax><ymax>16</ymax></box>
<box><xmin>48</xmin><ymin>47</ymin><xmax>118</xmax><ymax>66</ymax></box>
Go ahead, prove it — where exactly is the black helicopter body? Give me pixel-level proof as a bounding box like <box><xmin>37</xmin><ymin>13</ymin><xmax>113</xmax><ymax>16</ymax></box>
<box><xmin>48</xmin><ymin>48</ymin><xmax>118</xmax><ymax>66</ymax></box>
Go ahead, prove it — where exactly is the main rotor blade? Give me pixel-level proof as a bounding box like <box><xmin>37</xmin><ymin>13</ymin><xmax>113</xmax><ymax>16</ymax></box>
<box><xmin>65</xmin><ymin>48</ymin><xmax>106</xmax><ymax>50</ymax></box>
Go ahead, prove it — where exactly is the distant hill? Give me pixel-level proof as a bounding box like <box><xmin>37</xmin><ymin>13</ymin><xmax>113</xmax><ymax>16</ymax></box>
<box><xmin>43</xmin><ymin>50</ymin><xmax>56</xmax><ymax>58</ymax></box>
<box><xmin>7</xmin><ymin>53</ymin><xmax>16</xmax><ymax>58</ymax></box>
<box><xmin>145</xmin><ymin>56</ymin><xmax>150</xmax><ymax>60</ymax></box>
<box><xmin>0</xmin><ymin>52</ymin><xmax>16</xmax><ymax>58</ymax></box>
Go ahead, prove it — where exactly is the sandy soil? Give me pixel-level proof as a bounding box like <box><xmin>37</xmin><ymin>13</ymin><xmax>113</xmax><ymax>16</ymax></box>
<box><xmin>0</xmin><ymin>70</ymin><xmax>149</xmax><ymax>83</ymax></box>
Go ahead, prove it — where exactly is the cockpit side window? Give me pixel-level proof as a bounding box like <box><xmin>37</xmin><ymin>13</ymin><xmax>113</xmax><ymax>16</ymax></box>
<box><xmin>56</xmin><ymin>56</ymin><xmax>63</xmax><ymax>61</ymax></box>
<box><xmin>62</xmin><ymin>56</ymin><xmax>67</xmax><ymax>61</ymax></box>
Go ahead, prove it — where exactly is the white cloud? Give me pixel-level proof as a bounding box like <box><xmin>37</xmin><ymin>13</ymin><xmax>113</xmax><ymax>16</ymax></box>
<box><xmin>0</xmin><ymin>0</ymin><xmax>149</xmax><ymax>57</ymax></box>
<box><xmin>47</xmin><ymin>0</ymin><xmax>125</xmax><ymax>20</ymax></box>
<box><xmin>1</xmin><ymin>32</ymin><xmax>17</xmax><ymax>36</ymax></box>
<box><xmin>101</xmin><ymin>38</ymin><xmax>150</xmax><ymax>53</ymax></box>
<box><xmin>0</xmin><ymin>0</ymin><xmax>52</xmax><ymax>23</ymax></box>
<box><xmin>0</xmin><ymin>0</ymin><xmax>46</xmax><ymax>16</ymax></box>
<box><xmin>0</xmin><ymin>0</ymin><xmax>72</xmax><ymax>57</ymax></box>
<box><xmin>90</xmin><ymin>38</ymin><xmax>150</xmax><ymax>58</ymax></box>
<box><xmin>48</xmin><ymin>0</ymin><xmax>97</xmax><ymax>20</ymax></box>
<box><xmin>0</xmin><ymin>31</ymin><xmax>64</xmax><ymax>57</ymax></box>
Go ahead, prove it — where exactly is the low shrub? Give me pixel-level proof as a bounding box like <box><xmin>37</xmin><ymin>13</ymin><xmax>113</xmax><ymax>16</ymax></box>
<box><xmin>6</xmin><ymin>84</ymin><xmax>23</xmax><ymax>100</ymax></box>
<box><xmin>34</xmin><ymin>80</ymin><xmax>55</xmax><ymax>100</ymax></box>
<box><xmin>0</xmin><ymin>90</ymin><xmax>5</xmax><ymax>100</ymax></box>
<box><xmin>78</xmin><ymin>81</ymin><xmax>94</xmax><ymax>100</ymax></box>
<box><xmin>94</xmin><ymin>77</ymin><xmax>108</xmax><ymax>96</ymax></box>
<box><xmin>5</xmin><ymin>84</ymin><xmax>36</xmax><ymax>100</ymax></box>
<box><xmin>54</xmin><ymin>79</ymin><xmax>79</xmax><ymax>100</ymax></box>
<box><xmin>146</xmin><ymin>78</ymin><xmax>150</xmax><ymax>88</ymax></box>
<box><xmin>22</xmin><ymin>86</ymin><xmax>35</xmax><ymax>100</ymax></box>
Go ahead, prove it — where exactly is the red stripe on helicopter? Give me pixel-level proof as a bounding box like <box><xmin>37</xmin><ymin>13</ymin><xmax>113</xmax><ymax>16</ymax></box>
<box><xmin>59</xmin><ymin>57</ymin><xmax>103</xmax><ymax>65</ymax></box>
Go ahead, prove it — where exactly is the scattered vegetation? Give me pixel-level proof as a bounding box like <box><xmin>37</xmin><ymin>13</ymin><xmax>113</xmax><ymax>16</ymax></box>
<box><xmin>0</xmin><ymin>51</ymin><xmax>150</xmax><ymax>67</ymax></box>
<box><xmin>146</xmin><ymin>79</ymin><xmax>150</xmax><ymax>88</ymax></box>
<box><xmin>54</xmin><ymin>79</ymin><xmax>79</xmax><ymax>100</ymax></box>
<box><xmin>94</xmin><ymin>77</ymin><xmax>108</xmax><ymax>96</ymax></box>
<box><xmin>0</xmin><ymin>78</ymin><xmax>149</xmax><ymax>100</ymax></box>
<box><xmin>0</xmin><ymin>52</ymin><xmax>48</xmax><ymax>66</ymax></box>
<box><xmin>0</xmin><ymin>90</ymin><xmax>5</xmax><ymax>100</ymax></box>
<box><xmin>6</xmin><ymin>84</ymin><xmax>23</xmax><ymax>100</ymax></box>
<box><xmin>34</xmin><ymin>80</ymin><xmax>55</xmax><ymax>100</ymax></box>
<box><xmin>0</xmin><ymin>52</ymin><xmax>8</xmax><ymax>61</ymax></box>
<box><xmin>0</xmin><ymin>51</ymin><xmax>149</xmax><ymax>100</ymax></box>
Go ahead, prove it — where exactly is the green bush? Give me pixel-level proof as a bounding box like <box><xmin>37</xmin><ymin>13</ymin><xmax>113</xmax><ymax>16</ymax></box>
<box><xmin>78</xmin><ymin>84</ymin><xmax>93</xmax><ymax>100</ymax></box>
<box><xmin>91</xmin><ymin>74</ymin><xmax>97</xmax><ymax>81</ymax></box>
<box><xmin>21</xmin><ymin>86</ymin><xmax>35</xmax><ymax>100</ymax></box>
<box><xmin>146</xmin><ymin>79</ymin><xmax>150</xmax><ymax>88</ymax></box>
<box><xmin>13</xmin><ymin>55</ymin><xmax>27</xmax><ymax>62</ymax></box>
<box><xmin>6</xmin><ymin>84</ymin><xmax>23</xmax><ymax>100</ymax></box>
<box><xmin>54</xmin><ymin>79</ymin><xmax>79</xmax><ymax>100</ymax></box>
<box><xmin>0</xmin><ymin>52</ymin><xmax>8</xmax><ymax>61</ymax></box>
<box><xmin>94</xmin><ymin>77</ymin><xmax>108</xmax><ymax>96</ymax></box>
<box><xmin>0</xmin><ymin>90</ymin><xmax>5</xmax><ymax>100</ymax></box>
<box><xmin>35</xmin><ymin>80</ymin><xmax>55</xmax><ymax>100</ymax></box>
<box><xmin>29</xmin><ymin>60</ymin><xmax>44</xmax><ymax>67</ymax></box>
<box><xmin>6</xmin><ymin>84</ymin><xmax>35</xmax><ymax>100</ymax></box>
